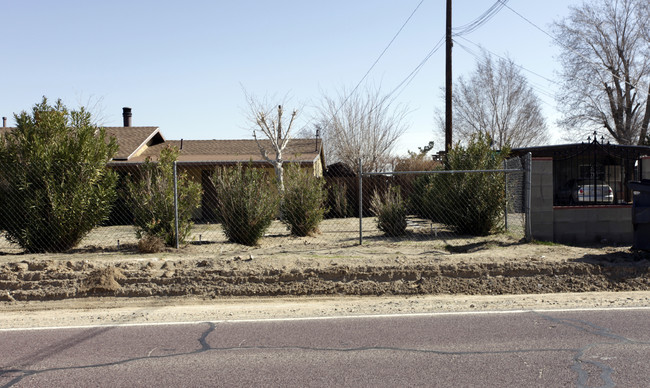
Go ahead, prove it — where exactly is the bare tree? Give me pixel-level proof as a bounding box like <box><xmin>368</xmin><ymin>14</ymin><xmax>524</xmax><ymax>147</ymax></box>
<box><xmin>244</xmin><ymin>93</ymin><xmax>298</xmax><ymax>192</ymax></box>
<box><xmin>446</xmin><ymin>52</ymin><xmax>549</xmax><ymax>149</ymax></box>
<box><xmin>553</xmin><ymin>0</ymin><xmax>650</xmax><ymax>145</ymax></box>
<box><xmin>314</xmin><ymin>85</ymin><xmax>408</xmax><ymax>173</ymax></box>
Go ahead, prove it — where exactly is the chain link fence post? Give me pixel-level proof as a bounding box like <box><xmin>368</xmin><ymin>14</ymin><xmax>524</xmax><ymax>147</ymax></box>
<box><xmin>525</xmin><ymin>152</ymin><xmax>532</xmax><ymax>242</ymax></box>
<box><xmin>173</xmin><ymin>161</ymin><xmax>180</xmax><ymax>249</ymax></box>
<box><xmin>358</xmin><ymin>158</ymin><xmax>363</xmax><ymax>245</ymax></box>
<box><xmin>503</xmin><ymin>159</ymin><xmax>508</xmax><ymax>232</ymax></box>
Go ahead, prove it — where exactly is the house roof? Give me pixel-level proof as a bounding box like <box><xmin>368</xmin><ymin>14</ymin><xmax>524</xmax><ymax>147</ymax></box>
<box><xmin>103</xmin><ymin>127</ymin><xmax>164</xmax><ymax>160</ymax></box>
<box><xmin>1</xmin><ymin>124</ymin><xmax>325</xmax><ymax>166</ymax></box>
<box><xmin>130</xmin><ymin>138</ymin><xmax>324</xmax><ymax>164</ymax></box>
<box><xmin>0</xmin><ymin>125</ymin><xmax>165</xmax><ymax>161</ymax></box>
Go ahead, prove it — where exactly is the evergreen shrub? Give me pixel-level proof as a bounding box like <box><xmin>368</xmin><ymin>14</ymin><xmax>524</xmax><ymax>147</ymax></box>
<box><xmin>212</xmin><ymin>164</ymin><xmax>278</xmax><ymax>246</ymax></box>
<box><xmin>0</xmin><ymin>98</ymin><xmax>118</xmax><ymax>252</ymax></box>
<box><xmin>281</xmin><ymin>164</ymin><xmax>327</xmax><ymax>236</ymax></box>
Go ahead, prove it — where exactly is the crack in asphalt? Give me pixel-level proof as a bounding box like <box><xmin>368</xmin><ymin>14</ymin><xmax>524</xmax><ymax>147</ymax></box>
<box><xmin>535</xmin><ymin>311</ymin><xmax>650</xmax><ymax>388</ymax></box>
<box><xmin>2</xmin><ymin>314</ymin><xmax>650</xmax><ymax>387</ymax></box>
<box><xmin>0</xmin><ymin>320</ymin><xmax>575</xmax><ymax>386</ymax></box>
<box><xmin>0</xmin><ymin>322</ymin><xmax>217</xmax><ymax>388</ymax></box>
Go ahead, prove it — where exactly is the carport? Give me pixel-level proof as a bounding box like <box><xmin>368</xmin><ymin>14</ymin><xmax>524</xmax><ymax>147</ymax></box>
<box><xmin>512</xmin><ymin>136</ymin><xmax>650</xmax><ymax>244</ymax></box>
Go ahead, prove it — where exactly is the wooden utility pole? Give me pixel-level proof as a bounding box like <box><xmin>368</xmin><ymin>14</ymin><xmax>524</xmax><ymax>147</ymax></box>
<box><xmin>445</xmin><ymin>0</ymin><xmax>453</xmax><ymax>153</ymax></box>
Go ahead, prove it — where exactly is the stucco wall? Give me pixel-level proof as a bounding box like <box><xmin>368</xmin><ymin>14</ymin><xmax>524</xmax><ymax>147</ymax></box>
<box><xmin>553</xmin><ymin>206</ymin><xmax>633</xmax><ymax>244</ymax></box>
<box><xmin>530</xmin><ymin>158</ymin><xmax>554</xmax><ymax>241</ymax></box>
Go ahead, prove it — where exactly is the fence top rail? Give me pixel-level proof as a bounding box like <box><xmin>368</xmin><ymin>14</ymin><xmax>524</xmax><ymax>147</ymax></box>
<box><xmin>362</xmin><ymin>168</ymin><xmax>523</xmax><ymax>176</ymax></box>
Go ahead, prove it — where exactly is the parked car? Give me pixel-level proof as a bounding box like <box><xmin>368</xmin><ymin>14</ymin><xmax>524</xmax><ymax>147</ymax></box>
<box><xmin>556</xmin><ymin>179</ymin><xmax>614</xmax><ymax>205</ymax></box>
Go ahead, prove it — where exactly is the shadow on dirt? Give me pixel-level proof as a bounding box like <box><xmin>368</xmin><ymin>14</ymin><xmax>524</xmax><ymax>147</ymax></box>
<box><xmin>571</xmin><ymin>249</ymin><xmax>650</xmax><ymax>265</ymax></box>
<box><xmin>444</xmin><ymin>239</ymin><xmax>522</xmax><ymax>254</ymax></box>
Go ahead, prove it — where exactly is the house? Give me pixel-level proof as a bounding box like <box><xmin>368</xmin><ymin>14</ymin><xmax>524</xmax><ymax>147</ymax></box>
<box><xmin>105</xmin><ymin>108</ymin><xmax>324</xmax><ymax>174</ymax></box>
<box><xmin>2</xmin><ymin>108</ymin><xmax>326</xmax><ymax>221</ymax></box>
<box><xmin>512</xmin><ymin>136</ymin><xmax>650</xmax><ymax>244</ymax></box>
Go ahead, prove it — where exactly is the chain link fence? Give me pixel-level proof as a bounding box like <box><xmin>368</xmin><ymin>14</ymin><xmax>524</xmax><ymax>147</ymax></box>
<box><xmin>358</xmin><ymin>155</ymin><xmax>530</xmax><ymax>244</ymax></box>
<box><xmin>0</xmin><ymin>154</ymin><xmax>530</xmax><ymax>254</ymax></box>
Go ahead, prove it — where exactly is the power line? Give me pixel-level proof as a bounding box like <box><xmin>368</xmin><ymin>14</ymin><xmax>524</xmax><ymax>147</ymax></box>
<box><xmin>500</xmin><ymin>0</ymin><xmax>650</xmax><ymax>100</ymax></box>
<box><xmin>321</xmin><ymin>0</ymin><xmax>513</xmax><ymax>146</ymax></box>
<box><xmin>454</xmin><ymin>40</ymin><xmax>557</xmax><ymax>106</ymax></box>
<box><xmin>455</xmin><ymin>36</ymin><xmax>558</xmax><ymax>86</ymax></box>
<box><xmin>359</xmin><ymin>1</ymin><xmax>508</xmax><ymax>121</ymax></box>
<box><xmin>324</xmin><ymin>0</ymin><xmax>425</xmax><ymax>126</ymax></box>
<box><xmin>453</xmin><ymin>0</ymin><xmax>509</xmax><ymax>37</ymax></box>
<box><xmin>387</xmin><ymin>36</ymin><xmax>446</xmax><ymax>101</ymax></box>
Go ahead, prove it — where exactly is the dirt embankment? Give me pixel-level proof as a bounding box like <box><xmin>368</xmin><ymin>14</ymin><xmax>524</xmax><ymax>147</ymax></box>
<box><xmin>1</xmin><ymin>240</ymin><xmax>649</xmax><ymax>302</ymax></box>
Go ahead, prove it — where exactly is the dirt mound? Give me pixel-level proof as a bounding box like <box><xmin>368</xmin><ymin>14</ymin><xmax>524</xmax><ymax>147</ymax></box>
<box><xmin>1</xmin><ymin>241</ymin><xmax>649</xmax><ymax>301</ymax></box>
<box><xmin>80</xmin><ymin>266</ymin><xmax>125</xmax><ymax>294</ymax></box>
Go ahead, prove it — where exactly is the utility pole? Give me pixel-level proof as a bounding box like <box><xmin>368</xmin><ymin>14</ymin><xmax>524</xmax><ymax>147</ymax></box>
<box><xmin>445</xmin><ymin>0</ymin><xmax>453</xmax><ymax>154</ymax></box>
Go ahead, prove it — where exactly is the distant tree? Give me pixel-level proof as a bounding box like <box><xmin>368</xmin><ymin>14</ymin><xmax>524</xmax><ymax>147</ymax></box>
<box><xmin>393</xmin><ymin>141</ymin><xmax>439</xmax><ymax>172</ymax></box>
<box><xmin>444</xmin><ymin>52</ymin><xmax>548</xmax><ymax>148</ymax></box>
<box><xmin>314</xmin><ymin>85</ymin><xmax>409</xmax><ymax>172</ymax></box>
<box><xmin>553</xmin><ymin>0</ymin><xmax>650</xmax><ymax>145</ymax></box>
<box><xmin>244</xmin><ymin>92</ymin><xmax>299</xmax><ymax>193</ymax></box>
<box><xmin>0</xmin><ymin>97</ymin><xmax>118</xmax><ymax>252</ymax></box>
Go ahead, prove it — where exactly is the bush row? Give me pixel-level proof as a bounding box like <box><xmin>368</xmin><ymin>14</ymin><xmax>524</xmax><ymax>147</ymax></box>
<box><xmin>0</xmin><ymin>98</ymin><xmax>507</xmax><ymax>252</ymax></box>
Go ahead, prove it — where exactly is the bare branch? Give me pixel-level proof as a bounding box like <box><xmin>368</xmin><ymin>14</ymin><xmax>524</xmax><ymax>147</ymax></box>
<box><xmin>243</xmin><ymin>90</ymin><xmax>301</xmax><ymax>192</ymax></box>
<box><xmin>315</xmin><ymin>84</ymin><xmax>409</xmax><ymax>172</ymax></box>
<box><xmin>553</xmin><ymin>0</ymin><xmax>650</xmax><ymax>144</ymax></box>
<box><xmin>443</xmin><ymin>51</ymin><xmax>548</xmax><ymax>148</ymax></box>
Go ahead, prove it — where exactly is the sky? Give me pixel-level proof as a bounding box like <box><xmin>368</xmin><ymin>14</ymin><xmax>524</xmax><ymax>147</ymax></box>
<box><xmin>2</xmin><ymin>0</ymin><xmax>581</xmax><ymax>157</ymax></box>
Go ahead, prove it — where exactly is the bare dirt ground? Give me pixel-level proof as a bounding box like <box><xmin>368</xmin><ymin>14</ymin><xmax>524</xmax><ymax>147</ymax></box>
<box><xmin>1</xmin><ymin>218</ymin><xmax>650</xmax><ymax>328</ymax></box>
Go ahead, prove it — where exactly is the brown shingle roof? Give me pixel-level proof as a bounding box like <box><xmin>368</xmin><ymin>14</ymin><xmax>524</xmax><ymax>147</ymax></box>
<box><xmin>103</xmin><ymin>127</ymin><xmax>163</xmax><ymax>160</ymax></box>
<box><xmin>0</xmin><ymin>127</ymin><xmax>14</xmax><ymax>137</ymax></box>
<box><xmin>1</xmin><ymin>126</ymin><xmax>163</xmax><ymax>161</ymax></box>
<box><xmin>131</xmin><ymin>138</ymin><xmax>323</xmax><ymax>164</ymax></box>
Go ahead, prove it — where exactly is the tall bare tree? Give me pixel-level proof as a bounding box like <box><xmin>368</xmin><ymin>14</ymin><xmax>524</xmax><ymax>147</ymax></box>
<box><xmin>315</xmin><ymin>86</ymin><xmax>408</xmax><ymax>173</ymax></box>
<box><xmin>553</xmin><ymin>0</ymin><xmax>650</xmax><ymax>145</ymax></box>
<box><xmin>245</xmin><ymin>93</ymin><xmax>298</xmax><ymax>192</ymax></box>
<box><xmin>447</xmin><ymin>52</ymin><xmax>549</xmax><ymax>149</ymax></box>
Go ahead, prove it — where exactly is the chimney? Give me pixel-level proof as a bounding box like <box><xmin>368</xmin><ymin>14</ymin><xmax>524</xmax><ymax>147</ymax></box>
<box><xmin>122</xmin><ymin>107</ymin><xmax>132</xmax><ymax>127</ymax></box>
<box><xmin>2</xmin><ymin>117</ymin><xmax>6</xmax><ymax>127</ymax></box>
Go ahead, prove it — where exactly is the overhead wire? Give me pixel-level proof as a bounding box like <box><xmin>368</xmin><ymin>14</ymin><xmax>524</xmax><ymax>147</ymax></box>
<box><xmin>454</xmin><ymin>36</ymin><xmax>558</xmax><ymax>96</ymax></box>
<box><xmin>453</xmin><ymin>39</ymin><xmax>557</xmax><ymax>108</ymax></box>
<box><xmin>320</xmin><ymin>0</ymin><xmax>514</xmax><ymax>151</ymax></box>
<box><xmin>321</xmin><ymin>0</ymin><xmax>425</xmax><ymax>128</ymax></box>
<box><xmin>453</xmin><ymin>0</ymin><xmax>508</xmax><ymax>36</ymax></box>
<box><xmin>333</xmin><ymin>0</ymin><xmax>510</xmax><ymax>122</ymax></box>
<box><xmin>499</xmin><ymin>0</ymin><xmax>650</xmax><ymax>100</ymax></box>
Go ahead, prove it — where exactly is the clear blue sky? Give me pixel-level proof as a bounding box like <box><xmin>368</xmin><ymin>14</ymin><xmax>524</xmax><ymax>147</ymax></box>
<box><xmin>2</xmin><ymin>0</ymin><xmax>579</xmax><ymax>156</ymax></box>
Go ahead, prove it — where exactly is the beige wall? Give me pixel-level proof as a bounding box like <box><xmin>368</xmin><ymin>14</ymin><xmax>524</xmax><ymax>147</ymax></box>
<box><xmin>554</xmin><ymin>207</ymin><xmax>632</xmax><ymax>244</ymax></box>
<box><xmin>530</xmin><ymin>158</ymin><xmax>554</xmax><ymax>242</ymax></box>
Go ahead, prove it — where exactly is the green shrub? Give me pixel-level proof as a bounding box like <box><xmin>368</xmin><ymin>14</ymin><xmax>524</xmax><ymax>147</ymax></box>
<box><xmin>419</xmin><ymin>133</ymin><xmax>508</xmax><ymax>236</ymax></box>
<box><xmin>281</xmin><ymin>164</ymin><xmax>327</xmax><ymax>236</ymax></box>
<box><xmin>0</xmin><ymin>97</ymin><xmax>118</xmax><ymax>252</ymax></box>
<box><xmin>127</xmin><ymin>146</ymin><xmax>202</xmax><ymax>246</ymax></box>
<box><xmin>328</xmin><ymin>181</ymin><xmax>351</xmax><ymax>218</ymax></box>
<box><xmin>212</xmin><ymin>164</ymin><xmax>279</xmax><ymax>246</ymax></box>
<box><xmin>410</xmin><ymin>173</ymin><xmax>437</xmax><ymax>219</ymax></box>
<box><xmin>370</xmin><ymin>185</ymin><xmax>407</xmax><ymax>236</ymax></box>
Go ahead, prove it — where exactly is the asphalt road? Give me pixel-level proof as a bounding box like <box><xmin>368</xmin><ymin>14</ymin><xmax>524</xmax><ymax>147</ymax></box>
<box><xmin>1</xmin><ymin>308</ymin><xmax>650</xmax><ymax>387</ymax></box>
